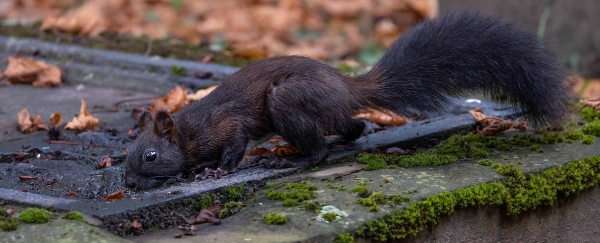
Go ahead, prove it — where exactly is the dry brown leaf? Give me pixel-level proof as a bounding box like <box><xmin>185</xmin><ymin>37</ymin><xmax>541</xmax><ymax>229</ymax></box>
<box><xmin>477</xmin><ymin>120</ymin><xmax>513</xmax><ymax>136</ymax></box>
<box><xmin>105</xmin><ymin>189</ymin><xmax>124</xmax><ymax>202</ymax></box>
<box><xmin>3</xmin><ymin>56</ymin><xmax>61</xmax><ymax>87</ymax></box>
<box><xmin>65</xmin><ymin>99</ymin><xmax>100</xmax><ymax>132</ymax></box>
<box><xmin>49</xmin><ymin>112</ymin><xmax>63</xmax><ymax>127</ymax></box>
<box><xmin>580</xmin><ymin>97</ymin><xmax>600</xmax><ymax>112</ymax></box>
<box><xmin>514</xmin><ymin>119</ymin><xmax>528</xmax><ymax>131</ymax></box>
<box><xmin>19</xmin><ymin>174</ymin><xmax>40</xmax><ymax>181</ymax></box>
<box><xmin>247</xmin><ymin>146</ymin><xmax>274</xmax><ymax>157</ymax></box>
<box><xmin>150</xmin><ymin>86</ymin><xmax>188</xmax><ymax>114</ymax></box>
<box><xmin>355</xmin><ymin>109</ymin><xmax>408</xmax><ymax>126</ymax></box>
<box><xmin>17</xmin><ymin>108</ymin><xmax>48</xmax><ymax>134</ymax></box>
<box><xmin>186</xmin><ymin>86</ymin><xmax>218</xmax><ymax>102</ymax></box>
<box><xmin>132</xmin><ymin>220</ymin><xmax>142</xmax><ymax>229</ymax></box>
<box><xmin>96</xmin><ymin>155</ymin><xmax>113</xmax><ymax>169</ymax></box>
<box><xmin>271</xmin><ymin>144</ymin><xmax>300</xmax><ymax>157</ymax></box>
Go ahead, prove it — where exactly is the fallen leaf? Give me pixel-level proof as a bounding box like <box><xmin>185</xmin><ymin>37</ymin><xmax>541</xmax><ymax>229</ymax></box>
<box><xmin>19</xmin><ymin>174</ymin><xmax>40</xmax><ymax>181</ymax></box>
<box><xmin>355</xmin><ymin>109</ymin><xmax>408</xmax><ymax>126</ymax></box>
<box><xmin>186</xmin><ymin>86</ymin><xmax>217</xmax><ymax>102</ymax></box>
<box><xmin>65</xmin><ymin>191</ymin><xmax>77</xmax><ymax>197</ymax></box>
<box><xmin>132</xmin><ymin>220</ymin><xmax>142</xmax><ymax>229</ymax></box>
<box><xmin>580</xmin><ymin>97</ymin><xmax>600</xmax><ymax>112</ymax></box>
<box><xmin>49</xmin><ymin>113</ymin><xmax>63</xmax><ymax>127</ymax></box>
<box><xmin>105</xmin><ymin>188</ymin><xmax>124</xmax><ymax>202</ymax></box>
<box><xmin>12</xmin><ymin>151</ymin><xmax>29</xmax><ymax>162</ymax></box>
<box><xmin>6</xmin><ymin>208</ymin><xmax>14</xmax><ymax>215</ymax></box>
<box><xmin>271</xmin><ymin>144</ymin><xmax>300</xmax><ymax>157</ymax></box>
<box><xmin>150</xmin><ymin>86</ymin><xmax>188</xmax><ymax>114</ymax></box>
<box><xmin>96</xmin><ymin>155</ymin><xmax>113</xmax><ymax>169</ymax></box>
<box><xmin>469</xmin><ymin>108</ymin><xmax>525</xmax><ymax>135</ymax></box>
<box><xmin>181</xmin><ymin>205</ymin><xmax>223</xmax><ymax>225</ymax></box>
<box><xmin>247</xmin><ymin>146</ymin><xmax>274</xmax><ymax>156</ymax></box>
<box><xmin>65</xmin><ymin>99</ymin><xmax>100</xmax><ymax>132</ymax></box>
<box><xmin>17</xmin><ymin>108</ymin><xmax>49</xmax><ymax>134</ymax></box>
<box><xmin>3</xmin><ymin>56</ymin><xmax>61</xmax><ymax>87</ymax></box>
<box><xmin>477</xmin><ymin>120</ymin><xmax>514</xmax><ymax>136</ymax></box>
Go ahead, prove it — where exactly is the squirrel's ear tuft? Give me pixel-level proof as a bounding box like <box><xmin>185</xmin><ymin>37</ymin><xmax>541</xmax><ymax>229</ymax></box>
<box><xmin>138</xmin><ymin>111</ymin><xmax>153</xmax><ymax>132</ymax></box>
<box><xmin>153</xmin><ymin>111</ymin><xmax>178</xmax><ymax>142</ymax></box>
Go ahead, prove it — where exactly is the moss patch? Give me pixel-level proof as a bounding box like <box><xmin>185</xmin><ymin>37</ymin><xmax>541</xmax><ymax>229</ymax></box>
<box><xmin>18</xmin><ymin>208</ymin><xmax>52</xmax><ymax>224</ymax></box>
<box><xmin>582</xmin><ymin>119</ymin><xmax>600</xmax><ymax>136</ymax></box>
<box><xmin>219</xmin><ymin>202</ymin><xmax>242</xmax><ymax>219</ymax></box>
<box><xmin>225</xmin><ymin>184</ymin><xmax>245</xmax><ymax>201</ymax></box>
<box><xmin>582</xmin><ymin>135</ymin><xmax>595</xmax><ymax>145</ymax></box>
<box><xmin>267</xmin><ymin>180</ymin><xmax>318</xmax><ymax>206</ymax></box>
<box><xmin>321</xmin><ymin>212</ymin><xmax>339</xmax><ymax>222</ymax></box>
<box><xmin>579</xmin><ymin>106</ymin><xmax>600</xmax><ymax>122</ymax></box>
<box><xmin>0</xmin><ymin>208</ymin><xmax>18</xmax><ymax>231</ymax></box>
<box><xmin>282</xmin><ymin>199</ymin><xmax>299</xmax><ymax>207</ymax></box>
<box><xmin>302</xmin><ymin>201</ymin><xmax>322</xmax><ymax>212</ymax></box>
<box><xmin>334</xmin><ymin>232</ymin><xmax>354</xmax><ymax>243</ymax></box>
<box><xmin>354</xmin><ymin>155</ymin><xmax>600</xmax><ymax>241</ymax></box>
<box><xmin>63</xmin><ymin>211</ymin><xmax>84</xmax><ymax>222</ymax></box>
<box><xmin>263</xmin><ymin>213</ymin><xmax>287</xmax><ymax>225</ymax></box>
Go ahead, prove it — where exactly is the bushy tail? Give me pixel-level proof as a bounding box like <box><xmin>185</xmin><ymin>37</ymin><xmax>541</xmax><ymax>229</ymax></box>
<box><xmin>357</xmin><ymin>12</ymin><xmax>573</xmax><ymax>126</ymax></box>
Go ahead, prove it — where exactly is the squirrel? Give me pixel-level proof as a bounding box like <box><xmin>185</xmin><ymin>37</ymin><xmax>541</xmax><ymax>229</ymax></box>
<box><xmin>125</xmin><ymin>12</ymin><xmax>572</xmax><ymax>190</ymax></box>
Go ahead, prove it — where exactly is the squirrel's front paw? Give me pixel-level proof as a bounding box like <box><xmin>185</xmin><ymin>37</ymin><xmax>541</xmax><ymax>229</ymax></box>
<box><xmin>261</xmin><ymin>157</ymin><xmax>295</xmax><ymax>169</ymax></box>
<box><xmin>195</xmin><ymin>167</ymin><xmax>237</xmax><ymax>180</ymax></box>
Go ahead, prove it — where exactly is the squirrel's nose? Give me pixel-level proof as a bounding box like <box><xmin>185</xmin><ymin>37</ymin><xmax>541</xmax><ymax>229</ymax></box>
<box><xmin>125</xmin><ymin>177</ymin><xmax>136</xmax><ymax>188</ymax></box>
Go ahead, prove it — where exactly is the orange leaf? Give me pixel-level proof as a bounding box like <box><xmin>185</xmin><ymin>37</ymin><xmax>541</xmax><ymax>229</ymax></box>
<box><xmin>65</xmin><ymin>99</ymin><xmax>100</xmax><ymax>132</ymax></box>
<box><xmin>49</xmin><ymin>113</ymin><xmax>63</xmax><ymax>127</ymax></box>
<box><xmin>17</xmin><ymin>108</ymin><xmax>48</xmax><ymax>134</ymax></box>
<box><xmin>105</xmin><ymin>189</ymin><xmax>124</xmax><ymax>202</ymax></box>
<box><xmin>3</xmin><ymin>56</ymin><xmax>61</xmax><ymax>87</ymax></box>
<box><xmin>132</xmin><ymin>220</ymin><xmax>142</xmax><ymax>229</ymax></box>
<box><xmin>271</xmin><ymin>144</ymin><xmax>300</xmax><ymax>157</ymax></box>
<box><xmin>150</xmin><ymin>86</ymin><xmax>188</xmax><ymax>114</ymax></box>
<box><xmin>186</xmin><ymin>86</ymin><xmax>217</xmax><ymax>102</ymax></box>
<box><xmin>355</xmin><ymin>109</ymin><xmax>408</xmax><ymax>126</ymax></box>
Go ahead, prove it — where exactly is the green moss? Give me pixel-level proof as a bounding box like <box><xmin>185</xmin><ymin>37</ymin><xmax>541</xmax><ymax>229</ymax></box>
<box><xmin>336</xmin><ymin>185</ymin><xmax>348</xmax><ymax>191</ymax></box>
<box><xmin>356</xmin><ymin>153</ymin><xmax>388</xmax><ymax>171</ymax></box>
<box><xmin>321</xmin><ymin>212</ymin><xmax>339</xmax><ymax>222</ymax></box>
<box><xmin>282</xmin><ymin>199</ymin><xmax>299</xmax><ymax>207</ymax></box>
<box><xmin>369</xmin><ymin>205</ymin><xmax>380</xmax><ymax>212</ymax></box>
<box><xmin>582</xmin><ymin>119</ymin><xmax>600</xmax><ymax>136</ymax></box>
<box><xmin>511</xmin><ymin>134</ymin><xmax>533</xmax><ymax>146</ymax></box>
<box><xmin>267</xmin><ymin>180</ymin><xmax>317</xmax><ymax>203</ymax></box>
<box><xmin>63</xmin><ymin>211</ymin><xmax>84</xmax><ymax>222</ymax></box>
<box><xmin>194</xmin><ymin>194</ymin><xmax>216</xmax><ymax>210</ymax></box>
<box><xmin>171</xmin><ymin>65</ymin><xmax>185</xmax><ymax>76</ymax></box>
<box><xmin>18</xmin><ymin>208</ymin><xmax>52</xmax><ymax>223</ymax></box>
<box><xmin>395</xmin><ymin>152</ymin><xmax>458</xmax><ymax>167</ymax></box>
<box><xmin>529</xmin><ymin>144</ymin><xmax>543</xmax><ymax>153</ymax></box>
<box><xmin>582</xmin><ymin>135</ymin><xmax>595</xmax><ymax>145</ymax></box>
<box><xmin>356</xmin><ymin>156</ymin><xmax>600</xmax><ymax>241</ymax></box>
<box><xmin>225</xmin><ymin>184</ymin><xmax>245</xmax><ymax>201</ymax></box>
<box><xmin>219</xmin><ymin>201</ymin><xmax>242</xmax><ymax>219</ymax></box>
<box><xmin>566</xmin><ymin>130</ymin><xmax>585</xmax><ymax>140</ymax></box>
<box><xmin>263</xmin><ymin>213</ymin><xmax>287</xmax><ymax>225</ymax></box>
<box><xmin>356</xmin><ymin>198</ymin><xmax>376</xmax><ymax>206</ymax></box>
<box><xmin>351</xmin><ymin>182</ymin><xmax>372</xmax><ymax>198</ymax></box>
<box><xmin>0</xmin><ymin>208</ymin><xmax>18</xmax><ymax>231</ymax></box>
<box><xmin>579</xmin><ymin>106</ymin><xmax>600</xmax><ymax>122</ymax></box>
<box><xmin>308</xmin><ymin>166</ymin><xmax>319</xmax><ymax>172</ymax></box>
<box><xmin>326</xmin><ymin>183</ymin><xmax>334</xmax><ymax>189</ymax></box>
<box><xmin>389</xmin><ymin>195</ymin><xmax>410</xmax><ymax>204</ymax></box>
<box><xmin>478</xmin><ymin>159</ymin><xmax>494</xmax><ymax>166</ymax></box>
<box><xmin>334</xmin><ymin>232</ymin><xmax>354</xmax><ymax>243</ymax></box>
<box><xmin>371</xmin><ymin>192</ymin><xmax>387</xmax><ymax>204</ymax></box>
<box><xmin>303</xmin><ymin>201</ymin><xmax>322</xmax><ymax>212</ymax></box>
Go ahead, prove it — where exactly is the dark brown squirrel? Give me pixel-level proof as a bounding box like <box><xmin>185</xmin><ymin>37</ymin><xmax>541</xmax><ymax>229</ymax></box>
<box><xmin>125</xmin><ymin>12</ymin><xmax>573</xmax><ymax>190</ymax></box>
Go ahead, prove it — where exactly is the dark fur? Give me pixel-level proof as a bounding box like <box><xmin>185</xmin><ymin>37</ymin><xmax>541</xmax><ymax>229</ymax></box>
<box><xmin>125</xmin><ymin>12</ymin><xmax>572</xmax><ymax>190</ymax></box>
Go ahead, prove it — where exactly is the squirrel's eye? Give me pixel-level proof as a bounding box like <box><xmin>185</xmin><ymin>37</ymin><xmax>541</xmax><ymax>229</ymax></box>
<box><xmin>144</xmin><ymin>151</ymin><xmax>157</xmax><ymax>162</ymax></box>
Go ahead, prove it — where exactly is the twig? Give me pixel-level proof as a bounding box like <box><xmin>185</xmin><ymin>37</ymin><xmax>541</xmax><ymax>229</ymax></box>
<box><xmin>113</xmin><ymin>96</ymin><xmax>161</xmax><ymax>108</ymax></box>
<box><xmin>50</xmin><ymin>140</ymin><xmax>127</xmax><ymax>150</ymax></box>
<box><xmin>145</xmin><ymin>39</ymin><xmax>153</xmax><ymax>56</ymax></box>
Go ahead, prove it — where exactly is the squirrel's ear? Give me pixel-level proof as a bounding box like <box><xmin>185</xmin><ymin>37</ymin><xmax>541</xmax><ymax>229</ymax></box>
<box><xmin>153</xmin><ymin>111</ymin><xmax>178</xmax><ymax>142</ymax></box>
<box><xmin>138</xmin><ymin>111</ymin><xmax>153</xmax><ymax>132</ymax></box>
